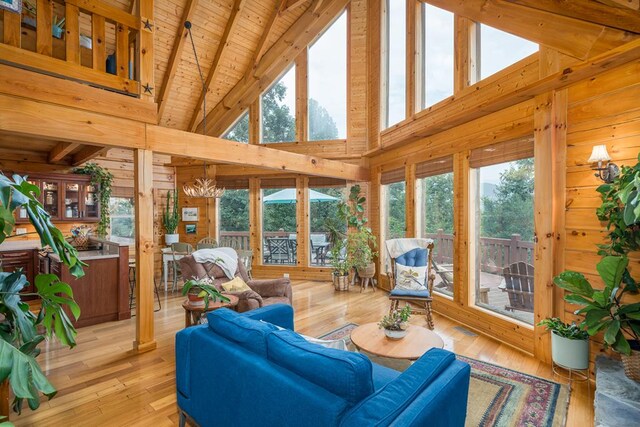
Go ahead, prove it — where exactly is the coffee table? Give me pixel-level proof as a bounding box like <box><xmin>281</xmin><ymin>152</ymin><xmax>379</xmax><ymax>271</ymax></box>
<box><xmin>182</xmin><ymin>294</ymin><xmax>239</xmax><ymax>327</ymax></box>
<box><xmin>350</xmin><ymin>322</ymin><xmax>444</xmax><ymax>361</ymax></box>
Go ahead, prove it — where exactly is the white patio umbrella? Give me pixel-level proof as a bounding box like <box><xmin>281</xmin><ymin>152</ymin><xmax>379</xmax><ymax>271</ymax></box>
<box><xmin>263</xmin><ymin>188</ymin><xmax>339</xmax><ymax>204</ymax></box>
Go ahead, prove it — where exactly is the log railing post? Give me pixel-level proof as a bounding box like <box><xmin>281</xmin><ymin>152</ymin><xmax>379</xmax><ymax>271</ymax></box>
<box><xmin>509</xmin><ymin>234</ymin><xmax>521</xmax><ymax>264</ymax></box>
<box><xmin>133</xmin><ymin>148</ymin><xmax>156</xmax><ymax>353</ymax></box>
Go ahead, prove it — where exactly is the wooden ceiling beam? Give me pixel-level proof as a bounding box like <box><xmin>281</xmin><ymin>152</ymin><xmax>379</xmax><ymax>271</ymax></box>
<box><xmin>199</xmin><ymin>0</ymin><xmax>348</xmax><ymax>136</ymax></box>
<box><xmin>421</xmin><ymin>0</ymin><xmax>637</xmax><ymax>60</ymax></box>
<box><xmin>49</xmin><ymin>142</ymin><xmax>80</xmax><ymax>163</ymax></box>
<box><xmin>280</xmin><ymin>0</ymin><xmax>307</xmax><ymax>15</ymax></box>
<box><xmin>504</xmin><ymin>0</ymin><xmax>640</xmax><ymax>34</ymax></box>
<box><xmin>375</xmin><ymin>38</ymin><xmax>640</xmax><ymax>151</ymax></box>
<box><xmin>595</xmin><ymin>0</ymin><xmax>639</xmax><ymax>10</ymax></box>
<box><xmin>187</xmin><ymin>0</ymin><xmax>247</xmax><ymax>132</ymax></box>
<box><xmin>157</xmin><ymin>0</ymin><xmax>200</xmax><ymax>121</ymax></box>
<box><xmin>0</xmin><ymin>94</ymin><xmax>368</xmax><ymax>181</ymax></box>
<box><xmin>246</xmin><ymin>1</ymin><xmax>283</xmax><ymax>81</ymax></box>
<box><xmin>72</xmin><ymin>146</ymin><xmax>110</xmax><ymax>166</ymax></box>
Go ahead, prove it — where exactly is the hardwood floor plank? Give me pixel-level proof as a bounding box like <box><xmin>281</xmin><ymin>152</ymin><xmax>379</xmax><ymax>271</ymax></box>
<box><xmin>12</xmin><ymin>280</ymin><xmax>593</xmax><ymax>426</ymax></box>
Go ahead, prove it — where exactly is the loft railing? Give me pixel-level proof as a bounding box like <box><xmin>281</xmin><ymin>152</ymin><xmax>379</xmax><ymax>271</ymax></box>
<box><xmin>0</xmin><ymin>0</ymin><xmax>140</xmax><ymax>95</ymax></box>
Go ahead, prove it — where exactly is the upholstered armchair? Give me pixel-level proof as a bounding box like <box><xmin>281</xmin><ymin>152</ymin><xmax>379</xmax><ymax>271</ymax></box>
<box><xmin>179</xmin><ymin>253</ymin><xmax>292</xmax><ymax>313</ymax></box>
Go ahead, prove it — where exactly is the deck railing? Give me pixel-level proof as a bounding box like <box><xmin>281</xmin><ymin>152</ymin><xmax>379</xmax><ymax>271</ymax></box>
<box><xmin>0</xmin><ymin>0</ymin><xmax>140</xmax><ymax>94</ymax></box>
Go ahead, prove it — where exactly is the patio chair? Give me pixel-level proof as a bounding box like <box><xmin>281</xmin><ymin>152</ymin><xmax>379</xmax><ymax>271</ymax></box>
<box><xmin>386</xmin><ymin>238</ymin><xmax>436</xmax><ymax>330</ymax></box>
<box><xmin>197</xmin><ymin>237</ymin><xmax>218</xmax><ymax>250</ymax></box>
<box><xmin>500</xmin><ymin>262</ymin><xmax>534</xmax><ymax>313</ymax></box>
<box><xmin>266</xmin><ymin>238</ymin><xmax>290</xmax><ymax>264</ymax></box>
<box><xmin>310</xmin><ymin>234</ymin><xmax>329</xmax><ymax>265</ymax></box>
<box><xmin>432</xmin><ymin>261</ymin><xmax>454</xmax><ymax>292</ymax></box>
<box><xmin>171</xmin><ymin>242</ymin><xmax>193</xmax><ymax>292</ymax></box>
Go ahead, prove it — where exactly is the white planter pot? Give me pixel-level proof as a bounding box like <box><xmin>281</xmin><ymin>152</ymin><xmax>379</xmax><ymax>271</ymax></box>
<box><xmin>165</xmin><ymin>233</ymin><xmax>179</xmax><ymax>245</ymax></box>
<box><xmin>551</xmin><ymin>331</ymin><xmax>589</xmax><ymax>370</ymax></box>
<box><xmin>384</xmin><ymin>328</ymin><xmax>408</xmax><ymax>340</ymax></box>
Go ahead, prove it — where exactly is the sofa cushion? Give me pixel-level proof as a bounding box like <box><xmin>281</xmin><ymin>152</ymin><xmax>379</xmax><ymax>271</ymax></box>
<box><xmin>267</xmin><ymin>329</ymin><xmax>374</xmax><ymax>405</ymax></box>
<box><xmin>207</xmin><ymin>308</ymin><xmax>277</xmax><ymax>356</ymax></box>
<box><xmin>371</xmin><ymin>363</ymin><xmax>401</xmax><ymax>391</ymax></box>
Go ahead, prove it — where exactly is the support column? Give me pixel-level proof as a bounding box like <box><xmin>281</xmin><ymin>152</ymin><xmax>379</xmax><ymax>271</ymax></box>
<box><xmin>367</xmin><ymin>0</ymin><xmax>382</xmax><ymax>150</ymax></box>
<box><xmin>133</xmin><ymin>148</ymin><xmax>156</xmax><ymax>353</ymax></box>
<box><xmin>296</xmin><ymin>177</ymin><xmax>309</xmax><ymax>267</ymax></box>
<box><xmin>249</xmin><ymin>178</ymin><xmax>262</xmax><ymax>266</ymax></box>
<box><xmin>453</xmin><ymin>151</ymin><xmax>470</xmax><ymax>307</ymax></box>
<box><xmin>295</xmin><ymin>49</ymin><xmax>308</xmax><ymax>143</ymax></box>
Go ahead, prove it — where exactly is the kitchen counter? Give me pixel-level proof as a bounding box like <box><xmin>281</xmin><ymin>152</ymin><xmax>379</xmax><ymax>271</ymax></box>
<box><xmin>0</xmin><ymin>239</ymin><xmax>42</xmax><ymax>251</ymax></box>
<box><xmin>48</xmin><ymin>249</ymin><xmax>120</xmax><ymax>262</ymax></box>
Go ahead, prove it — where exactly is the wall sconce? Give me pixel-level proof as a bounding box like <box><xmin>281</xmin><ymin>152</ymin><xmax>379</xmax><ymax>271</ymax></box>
<box><xmin>588</xmin><ymin>145</ymin><xmax>619</xmax><ymax>183</ymax></box>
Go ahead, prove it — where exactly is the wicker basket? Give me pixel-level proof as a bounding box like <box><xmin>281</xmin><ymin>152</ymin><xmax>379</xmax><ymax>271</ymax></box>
<box><xmin>621</xmin><ymin>348</ymin><xmax>640</xmax><ymax>382</ymax></box>
<box><xmin>333</xmin><ymin>274</ymin><xmax>349</xmax><ymax>291</ymax></box>
<box><xmin>73</xmin><ymin>235</ymin><xmax>90</xmax><ymax>250</ymax></box>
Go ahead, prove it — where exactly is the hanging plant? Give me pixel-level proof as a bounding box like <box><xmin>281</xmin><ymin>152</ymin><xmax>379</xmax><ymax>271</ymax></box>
<box><xmin>73</xmin><ymin>163</ymin><xmax>114</xmax><ymax>237</ymax></box>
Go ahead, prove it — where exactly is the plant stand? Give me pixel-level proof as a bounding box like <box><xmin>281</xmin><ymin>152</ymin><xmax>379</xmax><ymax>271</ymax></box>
<box><xmin>552</xmin><ymin>361</ymin><xmax>590</xmax><ymax>393</ymax></box>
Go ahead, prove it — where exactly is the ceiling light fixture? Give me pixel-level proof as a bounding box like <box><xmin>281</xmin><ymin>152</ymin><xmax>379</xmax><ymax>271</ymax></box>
<box><xmin>182</xmin><ymin>21</ymin><xmax>225</xmax><ymax>199</ymax></box>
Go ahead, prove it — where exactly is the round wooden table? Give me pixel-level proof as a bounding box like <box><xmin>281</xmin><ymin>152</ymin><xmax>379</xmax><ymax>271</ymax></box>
<box><xmin>350</xmin><ymin>322</ymin><xmax>444</xmax><ymax>361</ymax></box>
<box><xmin>182</xmin><ymin>294</ymin><xmax>239</xmax><ymax>327</ymax></box>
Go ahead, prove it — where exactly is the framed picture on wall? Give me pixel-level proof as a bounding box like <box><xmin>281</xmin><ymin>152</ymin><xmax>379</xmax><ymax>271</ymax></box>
<box><xmin>182</xmin><ymin>207</ymin><xmax>198</xmax><ymax>222</ymax></box>
<box><xmin>185</xmin><ymin>224</ymin><xmax>196</xmax><ymax>234</ymax></box>
<box><xmin>0</xmin><ymin>0</ymin><xmax>22</xmax><ymax>13</ymax></box>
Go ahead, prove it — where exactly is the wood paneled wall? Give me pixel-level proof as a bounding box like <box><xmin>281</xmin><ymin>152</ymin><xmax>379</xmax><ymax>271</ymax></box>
<box><xmin>563</xmin><ymin>59</ymin><xmax>640</xmax><ymax>372</ymax></box>
<box><xmin>175</xmin><ymin>165</ymin><xmax>216</xmax><ymax>248</ymax></box>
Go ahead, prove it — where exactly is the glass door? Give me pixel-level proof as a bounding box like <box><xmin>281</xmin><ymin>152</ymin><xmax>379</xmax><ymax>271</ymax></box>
<box><xmin>41</xmin><ymin>180</ymin><xmax>60</xmax><ymax>220</ymax></box>
<box><xmin>83</xmin><ymin>184</ymin><xmax>100</xmax><ymax>219</ymax></box>
<box><xmin>63</xmin><ymin>182</ymin><xmax>81</xmax><ymax>220</ymax></box>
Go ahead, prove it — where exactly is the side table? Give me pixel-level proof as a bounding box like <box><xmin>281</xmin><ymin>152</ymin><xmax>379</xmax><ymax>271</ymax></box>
<box><xmin>182</xmin><ymin>294</ymin><xmax>239</xmax><ymax>327</ymax></box>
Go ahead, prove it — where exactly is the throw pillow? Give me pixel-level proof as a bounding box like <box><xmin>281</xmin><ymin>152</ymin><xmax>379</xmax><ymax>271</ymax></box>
<box><xmin>221</xmin><ymin>276</ymin><xmax>251</xmax><ymax>293</ymax></box>
<box><xmin>395</xmin><ymin>264</ymin><xmax>427</xmax><ymax>291</ymax></box>
<box><xmin>262</xmin><ymin>321</ymin><xmax>348</xmax><ymax>351</ymax></box>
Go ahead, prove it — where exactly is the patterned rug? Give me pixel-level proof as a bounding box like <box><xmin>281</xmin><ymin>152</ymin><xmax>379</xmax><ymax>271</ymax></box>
<box><xmin>318</xmin><ymin>324</ymin><xmax>570</xmax><ymax>427</ymax></box>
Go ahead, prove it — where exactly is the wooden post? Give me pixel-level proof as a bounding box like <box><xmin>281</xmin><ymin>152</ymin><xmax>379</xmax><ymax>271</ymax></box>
<box><xmin>133</xmin><ymin>148</ymin><xmax>156</xmax><ymax>353</ymax></box>
<box><xmin>36</xmin><ymin>0</ymin><xmax>53</xmax><ymax>56</ymax></box>
<box><xmin>454</xmin><ymin>16</ymin><xmax>473</xmax><ymax>93</ymax></box>
<box><xmin>406</xmin><ymin>0</ymin><xmax>418</xmax><ymax>117</ymax></box>
<box><xmin>3</xmin><ymin>10</ymin><xmax>21</xmax><ymax>48</ymax></box>
<box><xmin>65</xmin><ymin>4</ymin><xmax>80</xmax><ymax>64</ymax></box>
<box><xmin>296</xmin><ymin>177</ymin><xmax>309</xmax><ymax>267</ymax></box>
<box><xmin>249</xmin><ymin>178</ymin><xmax>262</xmax><ymax>266</ymax></box>
<box><xmin>295</xmin><ymin>49</ymin><xmax>308</xmax><ymax>143</ymax></box>
<box><xmin>137</xmin><ymin>0</ymin><xmax>155</xmax><ymax>101</ymax></box>
<box><xmin>249</xmin><ymin>100</ymin><xmax>260</xmax><ymax>144</ymax></box>
<box><xmin>455</xmin><ymin>151</ymin><xmax>470</xmax><ymax>307</ymax></box>
<box><xmin>509</xmin><ymin>234</ymin><xmax>521</xmax><ymax>263</ymax></box>
<box><xmin>367</xmin><ymin>0</ymin><xmax>382</xmax><ymax>150</ymax></box>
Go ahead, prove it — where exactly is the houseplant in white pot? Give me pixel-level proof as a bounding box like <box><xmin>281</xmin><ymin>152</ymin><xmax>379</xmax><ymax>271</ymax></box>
<box><xmin>538</xmin><ymin>317</ymin><xmax>589</xmax><ymax>370</ymax></box>
<box><xmin>163</xmin><ymin>189</ymin><xmax>180</xmax><ymax>245</ymax></box>
<box><xmin>378</xmin><ymin>305</ymin><xmax>412</xmax><ymax>340</ymax></box>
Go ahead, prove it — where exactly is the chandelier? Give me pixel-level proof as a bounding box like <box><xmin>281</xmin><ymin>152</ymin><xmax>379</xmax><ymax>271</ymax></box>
<box><xmin>182</xmin><ymin>21</ymin><xmax>225</xmax><ymax>199</ymax></box>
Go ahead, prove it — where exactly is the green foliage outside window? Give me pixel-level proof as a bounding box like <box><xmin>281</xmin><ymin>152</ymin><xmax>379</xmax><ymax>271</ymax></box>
<box><xmin>423</xmin><ymin>173</ymin><xmax>454</xmax><ymax>234</ymax></box>
<box><xmin>219</xmin><ymin>190</ymin><xmax>249</xmax><ymax>232</ymax></box>
<box><xmin>385</xmin><ymin>182</ymin><xmax>406</xmax><ymax>239</ymax></box>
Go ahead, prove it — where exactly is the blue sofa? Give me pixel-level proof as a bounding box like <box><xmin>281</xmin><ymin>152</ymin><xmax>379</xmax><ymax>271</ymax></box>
<box><xmin>175</xmin><ymin>304</ymin><xmax>470</xmax><ymax>427</ymax></box>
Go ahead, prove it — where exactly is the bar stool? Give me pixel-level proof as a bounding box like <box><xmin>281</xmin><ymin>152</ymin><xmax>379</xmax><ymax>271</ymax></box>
<box><xmin>129</xmin><ymin>259</ymin><xmax>162</xmax><ymax>312</ymax></box>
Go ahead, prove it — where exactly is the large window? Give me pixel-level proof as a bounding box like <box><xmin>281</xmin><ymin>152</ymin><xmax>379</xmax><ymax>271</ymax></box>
<box><xmin>383</xmin><ymin>0</ymin><xmax>406</xmax><ymax>128</ymax></box>
<box><xmin>109</xmin><ymin>197</ymin><xmax>134</xmax><ymax>245</ymax></box>
<box><xmin>416</xmin><ymin>157</ymin><xmax>454</xmax><ymax>297</ymax></box>
<box><xmin>262</xmin><ymin>179</ymin><xmax>297</xmax><ymax>265</ymax></box>
<box><xmin>308</xmin><ymin>179</ymin><xmax>346</xmax><ymax>266</ymax></box>
<box><xmin>381</xmin><ymin>168</ymin><xmax>406</xmax><ymax>241</ymax></box>
<box><xmin>261</xmin><ymin>66</ymin><xmax>296</xmax><ymax>143</ymax></box>
<box><xmin>420</xmin><ymin>4</ymin><xmax>454</xmax><ymax>109</ymax></box>
<box><xmin>309</xmin><ymin>12</ymin><xmax>347</xmax><ymax>141</ymax></box>
<box><xmin>218</xmin><ymin>181</ymin><xmax>250</xmax><ymax>250</ymax></box>
<box><xmin>470</xmin><ymin>140</ymin><xmax>535</xmax><ymax>324</ymax></box>
<box><xmin>222</xmin><ymin>111</ymin><xmax>249</xmax><ymax>143</ymax></box>
<box><xmin>480</xmin><ymin>25</ymin><xmax>538</xmax><ymax>80</ymax></box>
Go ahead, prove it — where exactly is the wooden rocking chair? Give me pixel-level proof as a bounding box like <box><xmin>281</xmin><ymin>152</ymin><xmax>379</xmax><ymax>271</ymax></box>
<box><xmin>386</xmin><ymin>238</ymin><xmax>436</xmax><ymax>330</ymax></box>
<box><xmin>500</xmin><ymin>261</ymin><xmax>534</xmax><ymax>313</ymax></box>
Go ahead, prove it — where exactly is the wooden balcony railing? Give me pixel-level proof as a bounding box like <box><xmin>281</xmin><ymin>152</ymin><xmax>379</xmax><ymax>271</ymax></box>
<box><xmin>0</xmin><ymin>0</ymin><xmax>140</xmax><ymax>95</ymax></box>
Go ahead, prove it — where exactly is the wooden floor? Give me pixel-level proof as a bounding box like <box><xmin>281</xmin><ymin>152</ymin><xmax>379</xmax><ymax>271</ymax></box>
<box><xmin>13</xmin><ymin>281</ymin><xmax>593</xmax><ymax>426</ymax></box>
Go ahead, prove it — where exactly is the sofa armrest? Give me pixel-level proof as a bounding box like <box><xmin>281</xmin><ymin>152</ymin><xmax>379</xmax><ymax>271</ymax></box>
<box><xmin>241</xmin><ymin>304</ymin><xmax>294</xmax><ymax>330</ymax></box>
<box><xmin>340</xmin><ymin>349</ymin><xmax>470</xmax><ymax>427</ymax></box>
<box><xmin>247</xmin><ymin>278</ymin><xmax>291</xmax><ymax>299</ymax></box>
<box><xmin>175</xmin><ymin>325</ymin><xmax>207</xmax><ymax>401</ymax></box>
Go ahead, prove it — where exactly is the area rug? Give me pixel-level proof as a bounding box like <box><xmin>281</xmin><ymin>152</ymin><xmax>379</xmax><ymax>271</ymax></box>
<box><xmin>318</xmin><ymin>324</ymin><xmax>570</xmax><ymax>427</ymax></box>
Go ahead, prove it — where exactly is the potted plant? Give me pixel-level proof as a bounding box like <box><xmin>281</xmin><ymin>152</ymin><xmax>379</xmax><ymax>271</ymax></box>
<box><xmin>538</xmin><ymin>317</ymin><xmax>590</xmax><ymax>370</ymax></box>
<box><xmin>0</xmin><ymin>174</ymin><xmax>85</xmax><ymax>418</ymax></box>
<box><xmin>554</xmin><ymin>256</ymin><xmax>640</xmax><ymax>381</ymax></box>
<box><xmin>378</xmin><ymin>305</ymin><xmax>412</xmax><ymax>340</ymax></box>
<box><xmin>163</xmin><ymin>189</ymin><xmax>180</xmax><ymax>245</ymax></box>
<box><xmin>343</xmin><ymin>185</ymin><xmax>377</xmax><ymax>281</ymax></box>
<box><xmin>328</xmin><ymin>238</ymin><xmax>350</xmax><ymax>291</ymax></box>
<box><xmin>181</xmin><ymin>277</ymin><xmax>229</xmax><ymax>308</ymax></box>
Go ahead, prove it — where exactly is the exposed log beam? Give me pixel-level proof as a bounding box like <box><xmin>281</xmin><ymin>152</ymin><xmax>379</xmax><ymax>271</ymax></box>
<box><xmin>375</xmin><ymin>38</ymin><xmax>640</xmax><ymax>152</ymax></box>
<box><xmin>48</xmin><ymin>142</ymin><xmax>79</xmax><ymax>163</ymax></box>
<box><xmin>72</xmin><ymin>145</ymin><xmax>109</xmax><ymax>166</ymax></box>
<box><xmin>246</xmin><ymin>0</ymin><xmax>282</xmax><ymax>80</ymax></box>
<box><xmin>157</xmin><ymin>0</ymin><xmax>199</xmax><ymax>121</ymax></box>
<box><xmin>0</xmin><ymin>94</ymin><xmax>368</xmax><ymax>181</ymax></box>
<box><xmin>280</xmin><ymin>0</ymin><xmax>306</xmax><ymax>14</ymax></box>
<box><xmin>422</xmin><ymin>0</ymin><xmax>637</xmax><ymax>60</ymax></box>
<box><xmin>505</xmin><ymin>0</ymin><xmax>640</xmax><ymax>34</ymax></box>
<box><xmin>200</xmin><ymin>0</ymin><xmax>348</xmax><ymax>136</ymax></box>
<box><xmin>187</xmin><ymin>0</ymin><xmax>247</xmax><ymax>132</ymax></box>
<box><xmin>596</xmin><ymin>0</ymin><xmax>639</xmax><ymax>10</ymax></box>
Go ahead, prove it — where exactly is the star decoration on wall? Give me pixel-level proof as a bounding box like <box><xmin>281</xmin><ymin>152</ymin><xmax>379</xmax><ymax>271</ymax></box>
<box><xmin>142</xmin><ymin>19</ymin><xmax>153</xmax><ymax>31</ymax></box>
<box><xmin>142</xmin><ymin>83</ymin><xmax>154</xmax><ymax>94</ymax></box>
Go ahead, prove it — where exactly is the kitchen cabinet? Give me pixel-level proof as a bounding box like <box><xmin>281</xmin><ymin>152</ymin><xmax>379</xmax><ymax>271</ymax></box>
<box><xmin>10</xmin><ymin>173</ymin><xmax>100</xmax><ymax>223</ymax></box>
<box><xmin>0</xmin><ymin>249</ymin><xmax>38</xmax><ymax>300</ymax></box>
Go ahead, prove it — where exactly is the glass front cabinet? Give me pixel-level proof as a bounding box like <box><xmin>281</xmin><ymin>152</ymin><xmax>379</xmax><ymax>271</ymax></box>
<box><xmin>12</xmin><ymin>173</ymin><xmax>100</xmax><ymax>223</ymax></box>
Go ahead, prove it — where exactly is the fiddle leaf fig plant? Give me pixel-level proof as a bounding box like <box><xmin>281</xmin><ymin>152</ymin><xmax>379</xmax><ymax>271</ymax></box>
<box><xmin>554</xmin><ymin>256</ymin><xmax>640</xmax><ymax>355</ymax></box>
<box><xmin>344</xmin><ymin>185</ymin><xmax>377</xmax><ymax>272</ymax></box>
